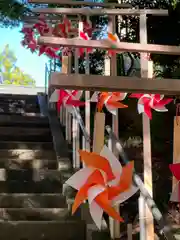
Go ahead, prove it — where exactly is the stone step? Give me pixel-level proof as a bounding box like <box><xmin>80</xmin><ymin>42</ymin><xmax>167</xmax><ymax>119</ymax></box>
<box><xmin>0</xmin><ymin>126</ymin><xmax>52</xmax><ymax>141</ymax></box>
<box><xmin>0</xmin><ymin>149</ymin><xmax>56</xmax><ymax>160</ymax></box>
<box><xmin>0</xmin><ymin>141</ymin><xmax>54</xmax><ymax>150</ymax></box>
<box><xmin>0</xmin><ymin>102</ymin><xmax>39</xmax><ymax>114</ymax></box>
<box><xmin>0</xmin><ymin>134</ymin><xmax>53</xmax><ymax>142</ymax></box>
<box><xmin>0</xmin><ymin>94</ymin><xmax>38</xmax><ymax>101</ymax></box>
<box><xmin>0</xmin><ymin>126</ymin><xmax>51</xmax><ymax>136</ymax></box>
<box><xmin>0</xmin><ymin>169</ymin><xmax>62</xmax><ymax>182</ymax></box>
<box><xmin>0</xmin><ymin>180</ymin><xmax>62</xmax><ymax>193</ymax></box>
<box><xmin>0</xmin><ymin>193</ymin><xmax>67</xmax><ymax>208</ymax></box>
<box><xmin>0</xmin><ymin>97</ymin><xmax>38</xmax><ymax>104</ymax></box>
<box><xmin>0</xmin><ymin>115</ymin><xmax>49</xmax><ymax>127</ymax></box>
<box><xmin>0</xmin><ymin>221</ymin><xmax>86</xmax><ymax>240</ymax></box>
<box><xmin>0</xmin><ymin>208</ymin><xmax>69</xmax><ymax>221</ymax></box>
<box><xmin>0</xmin><ymin>158</ymin><xmax>58</xmax><ymax>169</ymax></box>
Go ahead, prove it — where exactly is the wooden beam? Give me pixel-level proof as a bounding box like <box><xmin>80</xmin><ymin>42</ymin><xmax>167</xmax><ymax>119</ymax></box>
<box><xmin>22</xmin><ymin>16</ymin><xmax>78</xmax><ymax>22</ymax></box>
<box><xmin>38</xmin><ymin>37</ymin><xmax>180</xmax><ymax>55</ymax></box>
<box><xmin>33</xmin><ymin>8</ymin><xmax>168</xmax><ymax>16</ymax></box>
<box><xmin>49</xmin><ymin>73</ymin><xmax>180</xmax><ymax>95</ymax></box>
<box><xmin>28</xmin><ymin>0</ymin><xmax>131</xmax><ymax>8</ymax></box>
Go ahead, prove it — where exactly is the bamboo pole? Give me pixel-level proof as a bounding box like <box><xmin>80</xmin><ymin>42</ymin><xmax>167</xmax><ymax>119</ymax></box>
<box><xmin>139</xmin><ymin>13</ymin><xmax>154</xmax><ymax>240</ymax></box>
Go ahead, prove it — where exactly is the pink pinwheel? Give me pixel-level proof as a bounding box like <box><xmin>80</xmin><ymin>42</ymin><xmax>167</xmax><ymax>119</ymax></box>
<box><xmin>49</xmin><ymin>89</ymin><xmax>85</xmax><ymax>114</ymax></box>
<box><xmin>129</xmin><ymin>93</ymin><xmax>173</xmax><ymax>119</ymax></box>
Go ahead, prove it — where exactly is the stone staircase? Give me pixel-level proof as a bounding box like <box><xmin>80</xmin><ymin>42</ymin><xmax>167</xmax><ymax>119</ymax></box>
<box><xmin>0</xmin><ymin>93</ymin><xmax>86</xmax><ymax>240</ymax></box>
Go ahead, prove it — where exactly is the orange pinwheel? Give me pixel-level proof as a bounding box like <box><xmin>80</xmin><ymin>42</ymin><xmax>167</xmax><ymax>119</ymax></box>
<box><xmin>91</xmin><ymin>92</ymin><xmax>128</xmax><ymax>115</ymax></box>
<box><xmin>66</xmin><ymin>145</ymin><xmax>138</xmax><ymax>229</ymax></box>
<box><xmin>107</xmin><ymin>32</ymin><xmax>120</xmax><ymax>56</ymax></box>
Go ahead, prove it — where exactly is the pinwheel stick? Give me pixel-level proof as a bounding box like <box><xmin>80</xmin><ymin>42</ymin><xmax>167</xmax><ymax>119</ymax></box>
<box><xmin>105</xmin><ymin>125</ymin><xmax>176</xmax><ymax>240</ymax></box>
<box><xmin>93</xmin><ymin>112</ymin><xmax>105</xmax><ymax>153</ymax></box>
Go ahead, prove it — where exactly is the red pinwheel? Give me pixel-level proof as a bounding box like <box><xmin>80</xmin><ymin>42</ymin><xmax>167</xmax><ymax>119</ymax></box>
<box><xmin>79</xmin><ymin>31</ymin><xmax>92</xmax><ymax>56</ymax></box>
<box><xmin>83</xmin><ymin>20</ymin><xmax>94</xmax><ymax>37</ymax></box>
<box><xmin>129</xmin><ymin>93</ymin><xmax>173</xmax><ymax>119</ymax></box>
<box><xmin>169</xmin><ymin>163</ymin><xmax>180</xmax><ymax>202</ymax></box>
<box><xmin>50</xmin><ymin>90</ymin><xmax>85</xmax><ymax>113</ymax></box>
<box><xmin>33</xmin><ymin>17</ymin><xmax>51</xmax><ymax>36</ymax></box>
<box><xmin>38</xmin><ymin>45</ymin><xmax>60</xmax><ymax>59</ymax></box>
<box><xmin>21</xmin><ymin>26</ymin><xmax>37</xmax><ymax>52</ymax></box>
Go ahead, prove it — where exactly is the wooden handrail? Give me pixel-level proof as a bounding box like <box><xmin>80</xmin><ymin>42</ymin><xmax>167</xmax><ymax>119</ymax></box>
<box><xmin>33</xmin><ymin>8</ymin><xmax>168</xmax><ymax>16</ymax></box>
<box><xmin>38</xmin><ymin>37</ymin><xmax>180</xmax><ymax>55</ymax></box>
<box><xmin>28</xmin><ymin>0</ymin><xmax>132</xmax><ymax>8</ymax></box>
<box><xmin>49</xmin><ymin>73</ymin><xmax>180</xmax><ymax>95</ymax></box>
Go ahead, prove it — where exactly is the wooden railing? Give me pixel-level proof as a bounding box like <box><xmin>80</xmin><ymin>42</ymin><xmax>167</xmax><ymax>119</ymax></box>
<box><xmin>25</xmin><ymin>1</ymin><xmax>179</xmax><ymax>239</ymax></box>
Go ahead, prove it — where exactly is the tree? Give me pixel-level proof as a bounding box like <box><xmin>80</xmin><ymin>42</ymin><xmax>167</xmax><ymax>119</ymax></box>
<box><xmin>0</xmin><ymin>0</ymin><xmax>31</xmax><ymax>28</ymax></box>
<box><xmin>0</xmin><ymin>44</ymin><xmax>35</xmax><ymax>85</ymax></box>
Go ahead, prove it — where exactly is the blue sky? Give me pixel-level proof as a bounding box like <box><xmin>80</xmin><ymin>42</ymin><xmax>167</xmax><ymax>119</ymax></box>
<box><xmin>0</xmin><ymin>26</ymin><xmax>48</xmax><ymax>86</ymax></box>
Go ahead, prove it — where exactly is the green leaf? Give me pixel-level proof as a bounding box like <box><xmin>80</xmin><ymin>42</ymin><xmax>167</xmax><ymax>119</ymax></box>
<box><xmin>0</xmin><ymin>45</ymin><xmax>36</xmax><ymax>86</ymax></box>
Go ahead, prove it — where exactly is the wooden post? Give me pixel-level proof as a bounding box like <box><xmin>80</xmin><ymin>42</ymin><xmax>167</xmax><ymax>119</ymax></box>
<box><xmin>62</xmin><ymin>55</ymin><xmax>69</xmax><ymax>126</ymax></box>
<box><xmin>66</xmin><ymin>53</ymin><xmax>72</xmax><ymax>143</ymax></box>
<box><xmin>72</xmin><ymin>19</ymin><xmax>82</xmax><ymax>169</ymax></box>
<box><xmin>82</xmin><ymin>17</ymin><xmax>90</xmax><ymax>154</ymax></box>
<box><xmin>93</xmin><ymin>112</ymin><xmax>105</xmax><ymax>153</ymax></box>
<box><xmin>108</xmin><ymin>16</ymin><xmax>121</xmax><ymax>239</ymax></box>
<box><xmin>61</xmin><ymin>54</ymin><xmax>72</xmax><ymax>143</ymax></box>
<box><xmin>127</xmin><ymin>223</ymin><xmax>133</xmax><ymax>240</ymax></box>
<box><xmin>173</xmin><ymin>117</ymin><xmax>180</xmax><ymax>188</ymax></box>
<box><xmin>140</xmin><ymin>13</ymin><xmax>154</xmax><ymax>240</ymax></box>
<box><xmin>92</xmin><ymin>112</ymin><xmax>106</xmax><ymax>230</ymax></box>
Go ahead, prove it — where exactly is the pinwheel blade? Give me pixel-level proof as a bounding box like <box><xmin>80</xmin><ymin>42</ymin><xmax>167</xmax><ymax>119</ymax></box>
<box><xmin>91</xmin><ymin>92</ymin><xmax>99</xmax><ymax>102</ymax></box>
<box><xmin>95</xmin><ymin>190</ymin><xmax>124</xmax><ymax>222</ymax></box>
<box><xmin>65</xmin><ymin>167</ymin><xmax>94</xmax><ymax>190</ymax></box>
<box><xmin>170</xmin><ymin>183</ymin><xmax>179</xmax><ymax>202</ymax></box>
<box><xmin>137</xmin><ymin>103</ymin><xmax>144</xmax><ymax>114</ymax></box>
<box><xmin>153</xmin><ymin>106</ymin><xmax>168</xmax><ymax>112</ymax></box>
<box><xmin>112</xmin><ymin>185</ymin><xmax>139</xmax><ymax>205</ymax></box>
<box><xmin>49</xmin><ymin>89</ymin><xmax>59</xmax><ymax>102</ymax></box>
<box><xmin>169</xmin><ymin>163</ymin><xmax>180</xmax><ymax>180</ymax></box>
<box><xmin>100</xmin><ymin>145</ymin><xmax>122</xmax><ymax>185</ymax></box>
<box><xmin>88</xmin><ymin>200</ymin><xmax>104</xmax><ymax>229</ymax></box>
<box><xmin>79</xmin><ymin>150</ymin><xmax>115</xmax><ymax>181</ymax></box>
<box><xmin>72</xmin><ymin>171</ymin><xmax>105</xmax><ymax>214</ymax></box>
